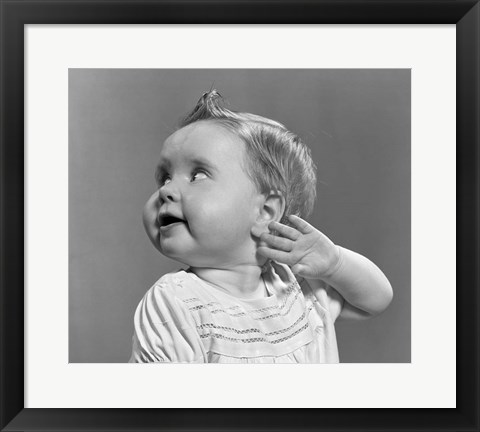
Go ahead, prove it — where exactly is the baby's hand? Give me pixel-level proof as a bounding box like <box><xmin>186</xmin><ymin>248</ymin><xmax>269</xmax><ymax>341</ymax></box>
<box><xmin>255</xmin><ymin>215</ymin><xmax>341</xmax><ymax>280</ymax></box>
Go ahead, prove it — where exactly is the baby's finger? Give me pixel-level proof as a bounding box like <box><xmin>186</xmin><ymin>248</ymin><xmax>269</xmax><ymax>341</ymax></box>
<box><xmin>268</xmin><ymin>221</ymin><xmax>300</xmax><ymax>241</ymax></box>
<box><xmin>260</xmin><ymin>232</ymin><xmax>294</xmax><ymax>252</ymax></box>
<box><xmin>288</xmin><ymin>215</ymin><xmax>314</xmax><ymax>234</ymax></box>
<box><xmin>257</xmin><ymin>247</ymin><xmax>294</xmax><ymax>266</ymax></box>
<box><xmin>250</xmin><ymin>225</ymin><xmax>263</xmax><ymax>238</ymax></box>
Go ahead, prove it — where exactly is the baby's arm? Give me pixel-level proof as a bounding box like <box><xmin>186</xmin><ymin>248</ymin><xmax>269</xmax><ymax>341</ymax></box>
<box><xmin>256</xmin><ymin>215</ymin><xmax>393</xmax><ymax>320</ymax></box>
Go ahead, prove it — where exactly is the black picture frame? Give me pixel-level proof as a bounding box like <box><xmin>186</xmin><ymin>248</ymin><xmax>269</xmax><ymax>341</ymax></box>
<box><xmin>1</xmin><ymin>1</ymin><xmax>478</xmax><ymax>431</ymax></box>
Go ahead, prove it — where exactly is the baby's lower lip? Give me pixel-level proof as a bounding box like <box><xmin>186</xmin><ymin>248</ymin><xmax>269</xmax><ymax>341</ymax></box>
<box><xmin>160</xmin><ymin>221</ymin><xmax>185</xmax><ymax>233</ymax></box>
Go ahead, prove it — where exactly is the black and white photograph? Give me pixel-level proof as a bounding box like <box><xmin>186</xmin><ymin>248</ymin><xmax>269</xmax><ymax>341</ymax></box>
<box><xmin>69</xmin><ymin>69</ymin><xmax>410</xmax><ymax>364</ymax></box>
<box><xmin>3</xmin><ymin>1</ymin><xmax>478</xmax><ymax>427</ymax></box>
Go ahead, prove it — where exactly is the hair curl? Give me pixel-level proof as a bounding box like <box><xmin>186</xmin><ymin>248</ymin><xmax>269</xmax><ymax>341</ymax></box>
<box><xmin>178</xmin><ymin>90</ymin><xmax>317</xmax><ymax>222</ymax></box>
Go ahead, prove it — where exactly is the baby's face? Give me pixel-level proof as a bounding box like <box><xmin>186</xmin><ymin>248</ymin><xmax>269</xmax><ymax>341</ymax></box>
<box><xmin>143</xmin><ymin>121</ymin><xmax>264</xmax><ymax>267</ymax></box>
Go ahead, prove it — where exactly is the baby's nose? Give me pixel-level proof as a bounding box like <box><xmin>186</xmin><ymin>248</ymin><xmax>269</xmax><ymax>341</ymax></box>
<box><xmin>158</xmin><ymin>181</ymin><xmax>180</xmax><ymax>202</ymax></box>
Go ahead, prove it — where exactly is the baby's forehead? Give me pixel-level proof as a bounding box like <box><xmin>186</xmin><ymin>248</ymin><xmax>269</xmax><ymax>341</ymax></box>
<box><xmin>162</xmin><ymin>121</ymin><xmax>244</xmax><ymax>156</ymax></box>
<box><xmin>166</xmin><ymin>120</ymin><xmax>232</xmax><ymax>143</ymax></box>
<box><xmin>155</xmin><ymin>122</ymin><xmax>254</xmax><ymax>179</ymax></box>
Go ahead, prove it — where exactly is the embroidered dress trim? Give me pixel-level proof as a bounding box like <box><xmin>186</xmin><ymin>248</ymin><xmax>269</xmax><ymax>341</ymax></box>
<box><xmin>174</xmin><ymin>267</ymin><xmax>316</xmax><ymax>358</ymax></box>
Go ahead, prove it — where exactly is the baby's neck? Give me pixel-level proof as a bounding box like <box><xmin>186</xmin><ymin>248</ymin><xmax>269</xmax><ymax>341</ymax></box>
<box><xmin>189</xmin><ymin>264</ymin><xmax>268</xmax><ymax>300</ymax></box>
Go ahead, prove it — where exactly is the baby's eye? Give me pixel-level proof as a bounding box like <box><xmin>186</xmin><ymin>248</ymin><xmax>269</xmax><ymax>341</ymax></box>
<box><xmin>191</xmin><ymin>170</ymin><xmax>208</xmax><ymax>182</ymax></box>
<box><xmin>157</xmin><ymin>173</ymin><xmax>171</xmax><ymax>187</ymax></box>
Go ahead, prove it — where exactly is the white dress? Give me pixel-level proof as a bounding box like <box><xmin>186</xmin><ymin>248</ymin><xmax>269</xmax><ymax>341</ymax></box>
<box><xmin>129</xmin><ymin>261</ymin><xmax>341</xmax><ymax>363</ymax></box>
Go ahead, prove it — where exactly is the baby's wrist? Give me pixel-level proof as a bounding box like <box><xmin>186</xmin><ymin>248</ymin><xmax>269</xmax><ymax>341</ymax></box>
<box><xmin>321</xmin><ymin>245</ymin><xmax>343</xmax><ymax>279</ymax></box>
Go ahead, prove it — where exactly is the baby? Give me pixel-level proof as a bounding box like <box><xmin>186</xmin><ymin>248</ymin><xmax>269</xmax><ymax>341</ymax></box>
<box><xmin>129</xmin><ymin>90</ymin><xmax>393</xmax><ymax>363</ymax></box>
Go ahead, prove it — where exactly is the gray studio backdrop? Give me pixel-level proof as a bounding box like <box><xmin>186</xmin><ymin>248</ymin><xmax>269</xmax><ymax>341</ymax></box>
<box><xmin>69</xmin><ymin>69</ymin><xmax>410</xmax><ymax>363</ymax></box>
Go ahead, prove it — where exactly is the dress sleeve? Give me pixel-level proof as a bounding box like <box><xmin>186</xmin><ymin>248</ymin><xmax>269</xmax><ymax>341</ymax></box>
<box><xmin>298</xmin><ymin>276</ymin><xmax>345</xmax><ymax>322</ymax></box>
<box><xmin>129</xmin><ymin>279</ymin><xmax>206</xmax><ymax>363</ymax></box>
<box><xmin>270</xmin><ymin>260</ymin><xmax>344</xmax><ymax>321</ymax></box>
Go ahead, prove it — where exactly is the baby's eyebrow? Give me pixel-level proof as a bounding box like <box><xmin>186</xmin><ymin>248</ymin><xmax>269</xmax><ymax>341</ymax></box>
<box><xmin>154</xmin><ymin>160</ymin><xmax>170</xmax><ymax>181</ymax></box>
<box><xmin>155</xmin><ymin>159</ymin><xmax>170</xmax><ymax>171</ymax></box>
<box><xmin>189</xmin><ymin>157</ymin><xmax>217</xmax><ymax>171</ymax></box>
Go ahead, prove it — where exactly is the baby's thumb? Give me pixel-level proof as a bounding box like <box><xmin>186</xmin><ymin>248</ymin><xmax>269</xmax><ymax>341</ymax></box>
<box><xmin>291</xmin><ymin>263</ymin><xmax>306</xmax><ymax>276</ymax></box>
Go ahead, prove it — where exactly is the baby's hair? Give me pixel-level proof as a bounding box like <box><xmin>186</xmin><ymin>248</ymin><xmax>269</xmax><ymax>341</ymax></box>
<box><xmin>179</xmin><ymin>90</ymin><xmax>317</xmax><ymax>222</ymax></box>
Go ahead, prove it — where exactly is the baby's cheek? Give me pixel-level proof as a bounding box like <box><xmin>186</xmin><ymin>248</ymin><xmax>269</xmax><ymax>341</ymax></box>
<box><xmin>190</xmin><ymin>205</ymin><xmax>225</xmax><ymax>236</ymax></box>
<box><xmin>142</xmin><ymin>193</ymin><xmax>161</xmax><ymax>242</ymax></box>
<box><xmin>216</xmin><ymin>208</ymin><xmax>252</xmax><ymax>241</ymax></box>
<box><xmin>143</xmin><ymin>193</ymin><xmax>158</xmax><ymax>221</ymax></box>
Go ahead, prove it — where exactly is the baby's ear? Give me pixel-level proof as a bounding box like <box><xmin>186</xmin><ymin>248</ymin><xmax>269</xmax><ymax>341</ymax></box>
<box><xmin>254</xmin><ymin>190</ymin><xmax>285</xmax><ymax>232</ymax></box>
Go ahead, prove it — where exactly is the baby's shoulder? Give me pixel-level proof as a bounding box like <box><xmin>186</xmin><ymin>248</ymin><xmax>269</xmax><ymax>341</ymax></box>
<box><xmin>135</xmin><ymin>270</ymin><xmax>199</xmax><ymax>325</ymax></box>
<box><xmin>147</xmin><ymin>269</ymin><xmax>204</xmax><ymax>304</ymax></box>
<box><xmin>152</xmin><ymin>270</ymin><xmax>185</xmax><ymax>291</ymax></box>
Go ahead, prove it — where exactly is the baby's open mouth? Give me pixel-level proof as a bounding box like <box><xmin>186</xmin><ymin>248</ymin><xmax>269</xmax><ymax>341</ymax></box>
<box><xmin>159</xmin><ymin>214</ymin><xmax>186</xmax><ymax>228</ymax></box>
